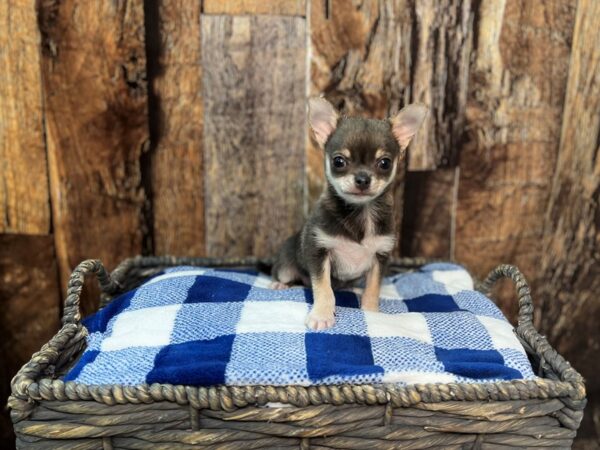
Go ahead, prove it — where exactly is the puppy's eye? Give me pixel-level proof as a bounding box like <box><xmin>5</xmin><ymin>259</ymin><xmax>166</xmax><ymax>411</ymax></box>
<box><xmin>377</xmin><ymin>158</ymin><xmax>392</xmax><ymax>171</ymax></box>
<box><xmin>332</xmin><ymin>156</ymin><xmax>347</xmax><ymax>169</ymax></box>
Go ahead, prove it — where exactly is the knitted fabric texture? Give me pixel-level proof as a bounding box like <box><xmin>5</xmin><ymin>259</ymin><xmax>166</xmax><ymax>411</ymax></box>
<box><xmin>65</xmin><ymin>263</ymin><xmax>535</xmax><ymax>386</ymax></box>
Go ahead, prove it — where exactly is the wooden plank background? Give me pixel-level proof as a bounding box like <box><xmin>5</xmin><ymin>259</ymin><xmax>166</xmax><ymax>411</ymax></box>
<box><xmin>202</xmin><ymin>15</ymin><xmax>306</xmax><ymax>258</ymax></box>
<box><xmin>146</xmin><ymin>0</ymin><xmax>205</xmax><ymax>256</ymax></box>
<box><xmin>1</xmin><ymin>0</ymin><xmax>598</xmax><ymax>447</ymax></box>
<box><xmin>38</xmin><ymin>0</ymin><xmax>149</xmax><ymax>310</ymax></box>
<box><xmin>0</xmin><ymin>2</ymin><xmax>50</xmax><ymax>235</ymax></box>
<box><xmin>538</xmin><ymin>2</ymin><xmax>600</xmax><ymax>435</ymax></box>
<box><xmin>454</xmin><ymin>0</ymin><xmax>577</xmax><ymax>317</ymax></box>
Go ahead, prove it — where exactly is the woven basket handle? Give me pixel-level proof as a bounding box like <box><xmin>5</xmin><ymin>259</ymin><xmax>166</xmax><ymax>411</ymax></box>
<box><xmin>62</xmin><ymin>259</ymin><xmax>122</xmax><ymax>326</ymax></box>
<box><xmin>479</xmin><ymin>264</ymin><xmax>534</xmax><ymax>328</ymax></box>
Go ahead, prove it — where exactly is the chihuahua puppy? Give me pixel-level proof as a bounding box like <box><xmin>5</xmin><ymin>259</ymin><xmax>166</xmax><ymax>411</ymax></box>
<box><xmin>272</xmin><ymin>98</ymin><xmax>427</xmax><ymax>330</ymax></box>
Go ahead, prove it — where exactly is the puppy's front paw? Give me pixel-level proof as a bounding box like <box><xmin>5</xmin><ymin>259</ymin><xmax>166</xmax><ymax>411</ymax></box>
<box><xmin>361</xmin><ymin>304</ymin><xmax>379</xmax><ymax>312</ymax></box>
<box><xmin>305</xmin><ymin>307</ymin><xmax>335</xmax><ymax>330</ymax></box>
<box><xmin>361</xmin><ymin>292</ymin><xmax>380</xmax><ymax>312</ymax></box>
<box><xmin>269</xmin><ymin>281</ymin><xmax>291</xmax><ymax>290</ymax></box>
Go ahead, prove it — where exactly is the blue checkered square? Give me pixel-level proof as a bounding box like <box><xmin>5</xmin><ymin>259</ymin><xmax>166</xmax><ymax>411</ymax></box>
<box><xmin>434</xmin><ymin>348</ymin><xmax>522</xmax><ymax>380</ymax></box>
<box><xmin>148</xmin><ymin>335</ymin><xmax>236</xmax><ymax>385</ymax></box>
<box><xmin>405</xmin><ymin>294</ymin><xmax>462</xmax><ymax>312</ymax></box>
<box><xmin>185</xmin><ymin>276</ymin><xmax>251</xmax><ymax>303</ymax></box>
<box><xmin>306</xmin><ymin>333</ymin><xmax>384</xmax><ymax>383</ymax></box>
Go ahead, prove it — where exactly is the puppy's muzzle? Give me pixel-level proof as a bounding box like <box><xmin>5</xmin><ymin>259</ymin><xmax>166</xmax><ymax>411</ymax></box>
<box><xmin>354</xmin><ymin>172</ymin><xmax>371</xmax><ymax>191</ymax></box>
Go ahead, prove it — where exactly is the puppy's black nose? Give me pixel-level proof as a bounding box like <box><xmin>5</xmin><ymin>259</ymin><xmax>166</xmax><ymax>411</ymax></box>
<box><xmin>354</xmin><ymin>172</ymin><xmax>371</xmax><ymax>190</ymax></box>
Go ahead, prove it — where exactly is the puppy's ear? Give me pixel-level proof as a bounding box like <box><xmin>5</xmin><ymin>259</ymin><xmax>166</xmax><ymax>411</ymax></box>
<box><xmin>390</xmin><ymin>104</ymin><xmax>428</xmax><ymax>150</ymax></box>
<box><xmin>308</xmin><ymin>97</ymin><xmax>339</xmax><ymax>148</ymax></box>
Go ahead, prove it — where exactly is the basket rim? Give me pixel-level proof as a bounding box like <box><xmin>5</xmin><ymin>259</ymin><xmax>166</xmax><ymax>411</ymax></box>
<box><xmin>8</xmin><ymin>256</ymin><xmax>587</xmax><ymax>423</ymax></box>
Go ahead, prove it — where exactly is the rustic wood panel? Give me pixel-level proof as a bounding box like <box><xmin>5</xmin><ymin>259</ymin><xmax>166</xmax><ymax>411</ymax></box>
<box><xmin>408</xmin><ymin>0</ymin><xmax>473</xmax><ymax>170</ymax></box>
<box><xmin>203</xmin><ymin>0</ymin><xmax>306</xmax><ymax>16</ymax></box>
<box><xmin>0</xmin><ymin>1</ymin><xmax>50</xmax><ymax>234</ymax></box>
<box><xmin>309</xmin><ymin>0</ymin><xmax>408</xmax><ymax>118</ymax></box>
<box><xmin>401</xmin><ymin>168</ymin><xmax>458</xmax><ymax>259</ymax></box>
<box><xmin>147</xmin><ymin>0</ymin><xmax>205</xmax><ymax>256</ymax></box>
<box><xmin>0</xmin><ymin>234</ymin><xmax>61</xmax><ymax>448</ymax></box>
<box><xmin>38</xmin><ymin>0</ymin><xmax>148</xmax><ymax>299</ymax></box>
<box><xmin>202</xmin><ymin>15</ymin><xmax>306</xmax><ymax>258</ymax></box>
<box><xmin>397</xmin><ymin>0</ymin><xmax>475</xmax><ymax>261</ymax></box>
<box><xmin>454</xmin><ymin>0</ymin><xmax>576</xmax><ymax>315</ymax></box>
<box><xmin>537</xmin><ymin>0</ymin><xmax>600</xmax><ymax>386</ymax></box>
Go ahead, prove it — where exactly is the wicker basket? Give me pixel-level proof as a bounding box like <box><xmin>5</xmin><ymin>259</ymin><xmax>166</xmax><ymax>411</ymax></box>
<box><xmin>8</xmin><ymin>256</ymin><xmax>586</xmax><ymax>449</ymax></box>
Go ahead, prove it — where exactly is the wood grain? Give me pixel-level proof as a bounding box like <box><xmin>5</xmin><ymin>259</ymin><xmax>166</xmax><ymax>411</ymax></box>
<box><xmin>408</xmin><ymin>0</ymin><xmax>473</xmax><ymax>170</ymax></box>
<box><xmin>401</xmin><ymin>168</ymin><xmax>458</xmax><ymax>259</ymax></box>
<box><xmin>454</xmin><ymin>0</ymin><xmax>576</xmax><ymax>316</ymax></box>
<box><xmin>203</xmin><ymin>0</ymin><xmax>306</xmax><ymax>16</ymax></box>
<box><xmin>147</xmin><ymin>0</ymin><xmax>205</xmax><ymax>256</ymax></box>
<box><xmin>0</xmin><ymin>234</ymin><xmax>60</xmax><ymax>448</ymax></box>
<box><xmin>0</xmin><ymin>1</ymin><xmax>50</xmax><ymax>234</ymax></box>
<box><xmin>202</xmin><ymin>15</ymin><xmax>306</xmax><ymax>258</ymax></box>
<box><xmin>309</xmin><ymin>0</ymin><xmax>407</xmax><ymax>118</ymax></box>
<box><xmin>538</xmin><ymin>0</ymin><xmax>600</xmax><ymax>386</ymax></box>
<box><xmin>38</xmin><ymin>0</ymin><xmax>148</xmax><ymax>298</ymax></box>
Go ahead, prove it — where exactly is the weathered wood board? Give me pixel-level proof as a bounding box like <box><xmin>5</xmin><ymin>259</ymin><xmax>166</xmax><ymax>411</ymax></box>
<box><xmin>454</xmin><ymin>0</ymin><xmax>576</xmax><ymax>315</ymax></box>
<box><xmin>538</xmin><ymin>0</ymin><xmax>600</xmax><ymax>384</ymax></box>
<box><xmin>401</xmin><ymin>168</ymin><xmax>457</xmax><ymax>259</ymax></box>
<box><xmin>407</xmin><ymin>0</ymin><xmax>473</xmax><ymax>170</ymax></box>
<box><xmin>203</xmin><ymin>0</ymin><xmax>306</xmax><ymax>16</ymax></box>
<box><xmin>0</xmin><ymin>234</ymin><xmax>60</xmax><ymax>447</ymax></box>
<box><xmin>147</xmin><ymin>0</ymin><xmax>205</xmax><ymax>256</ymax></box>
<box><xmin>202</xmin><ymin>15</ymin><xmax>306</xmax><ymax>258</ymax></box>
<box><xmin>0</xmin><ymin>2</ymin><xmax>50</xmax><ymax>234</ymax></box>
<box><xmin>38</xmin><ymin>0</ymin><xmax>149</xmax><ymax>299</ymax></box>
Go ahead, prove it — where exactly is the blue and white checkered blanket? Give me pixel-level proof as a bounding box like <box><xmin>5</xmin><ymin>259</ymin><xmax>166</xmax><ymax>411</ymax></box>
<box><xmin>65</xmin><ymin>263</ymin><xmax>534</xmax><ymax>386</ymax></box>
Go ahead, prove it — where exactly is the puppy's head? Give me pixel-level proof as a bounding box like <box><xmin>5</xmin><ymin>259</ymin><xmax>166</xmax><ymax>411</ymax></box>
<box><xmin>309</xmin><ymin>97</ymin><xmax>427</xmax><ymax>204</ymax></box>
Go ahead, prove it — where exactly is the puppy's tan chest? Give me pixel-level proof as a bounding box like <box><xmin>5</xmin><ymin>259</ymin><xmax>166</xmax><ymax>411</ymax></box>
<box><xmin>314</xmin><ymin>229</ymin><xmax>395</xmax><ymax>280</ymax></box>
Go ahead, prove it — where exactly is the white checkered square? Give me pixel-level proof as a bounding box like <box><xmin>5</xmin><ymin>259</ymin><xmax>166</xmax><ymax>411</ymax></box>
<box><xmin>236</xmin><ymin>301</ymin><xmax>308</xmax><ymax>334</ymax></box>
<box><xmin>382</xmin><ymin>371</ymin><xmax>456</xmax><ymax>384</ymax></box>
<box><xmin>380</xmin><ymin>283</ymin><xmax>401</xmax><ymax>299</ymax></box>
<box><xmin>476</xmin><ymin>315</ymin><xmax>525</xmax><ymax>353</ymax></box>
<box><xmin>101</xmin><ymin>304</ymin><xmax>181</xmax><ymax>351</ymax></box>
<box><xmin>432</xmin><ymin>269</ymin><xmax>474</xmax><ymax>294</ymax></box>
<box><xmin>145</xmin><ymin>269</ymin><xmax>206</xmax><ymax>286</ymax></box>
<box><xmin>365</xmin><ymin>311</ymin><xmax>432</xmax><ymax>344</ymax></box>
